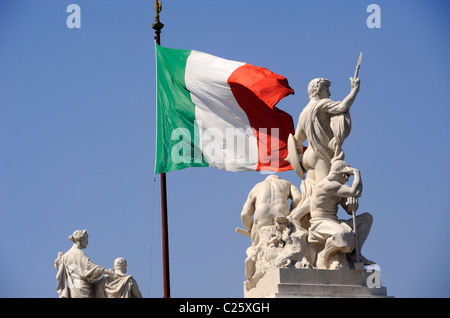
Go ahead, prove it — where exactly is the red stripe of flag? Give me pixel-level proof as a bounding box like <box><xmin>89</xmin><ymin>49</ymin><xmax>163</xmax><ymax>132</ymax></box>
<box><xmin>228</xmin><ymin>63</ymin><xmax>295</xmax><ymax>172</ymax></box>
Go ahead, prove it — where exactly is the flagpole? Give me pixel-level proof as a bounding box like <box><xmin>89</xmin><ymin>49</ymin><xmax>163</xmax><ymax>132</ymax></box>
<box><xmin>152</xmin><ymin>0</ymin><xmax>170</xmax><ymax>299</ymax></box>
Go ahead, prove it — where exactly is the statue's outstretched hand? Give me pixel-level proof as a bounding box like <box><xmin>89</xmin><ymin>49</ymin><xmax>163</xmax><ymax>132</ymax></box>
<box><xmin>104</xmin><ymin>269</ymin><xmax>120</xmax><ymax>279</ymax></box>
<box><xmin>350</xmin><ymin>77</ymin><xmax>360</xmax><ymax>91</ymax></box>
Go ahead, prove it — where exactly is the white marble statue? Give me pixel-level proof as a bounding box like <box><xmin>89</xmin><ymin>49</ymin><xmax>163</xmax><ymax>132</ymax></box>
<box><xmin>240</xmin><ymin>175</ymin><xmax>310</xmax><ymax>289</ymax></box>
<box><xmin>55</xmin><ymin>230</ymin><xmax>142</xmax><ymax>298</ymax></box>
<box><xmin>93</xmin><ymin>257</ymin><xmax>142</xmax><ymax>298</ymax></box>
<box><xmin>240</xmin><ymin>61</ymin><xmax>378</xmax><ymax>290</ymax></box>
<box><xmin>293</xmin><ymin>76</ymin><xmax>359</xmax><ymax>184</ymax></box>
<box><xmin>241</xmin><ymin>175</ymin><xmax>302</xmax><ymax>247</ymax></box>
<box><xmin>284</xmin><ymin>76</ymin><xmax>362</xmax><ymax>239</ymax></box>
<box><xmin>306</xmin><ymin>160</ymin><xmax>373</xmax><ymax>269</ymax></box>
<box><xmin>54</xmin><ymin>230</ymin><xmax>117</xmax><ymax>298</ymax></box>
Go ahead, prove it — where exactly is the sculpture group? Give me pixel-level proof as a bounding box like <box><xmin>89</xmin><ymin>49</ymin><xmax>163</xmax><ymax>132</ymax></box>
<box><xmin>240</xmin><ymin>69</ymin><xmax>376</xmax><ymax>290</ymax></box>
<box><xmin>54</xmin><ymin>230</ymin><xmax>142</xmax><ymax>298</ymax></box>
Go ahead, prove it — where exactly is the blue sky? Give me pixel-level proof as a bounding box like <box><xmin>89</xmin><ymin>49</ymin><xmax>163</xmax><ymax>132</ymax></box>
<box><xmin>0</xmin><ymin>0</ymin><xmax>449</xmax><ymax>298</ymax></box>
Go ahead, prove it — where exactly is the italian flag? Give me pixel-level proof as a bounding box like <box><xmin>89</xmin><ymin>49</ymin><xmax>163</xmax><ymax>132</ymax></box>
<box><xmin>155</xmin><ymin>44</ymin><xmax>295</xmax><ymax>174</ymax></box>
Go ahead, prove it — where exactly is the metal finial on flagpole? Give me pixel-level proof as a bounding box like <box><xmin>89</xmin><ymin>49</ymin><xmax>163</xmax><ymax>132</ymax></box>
<box><xmin>152</xmin><ymin>0</ymin><xmax>164</xmax><ymax>44</ymax></box>
<box><xmin>152</xmin><ymin>0</ymin><xmax>170</xmax><ymax>298</ymax></box>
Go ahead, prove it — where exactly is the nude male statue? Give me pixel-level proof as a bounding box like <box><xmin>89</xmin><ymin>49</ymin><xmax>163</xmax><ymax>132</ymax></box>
<box><xmin>307</xmin><ymin>160</ymin><xmax>373</xmax><ymax>269</ymax></box>
<box><xmin>241</xmin><ymin>175</ymin><xmax>302</xmax><ymax>280</ymax></box>
<box><xmin>241</xmin><ymin>175</ymin><xmax>302</xmax><ymax>245</ymax></box>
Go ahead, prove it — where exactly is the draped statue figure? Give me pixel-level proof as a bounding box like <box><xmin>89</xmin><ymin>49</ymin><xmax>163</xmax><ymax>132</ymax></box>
<box><xmin>94</xmin><ymin>257</ymin><xmax>142</xmax><ymax>298</ymax></box>
<box><xmin>54</xmin><ymin>230</ymin><xmax>116</xmax><ymax>298</ymax></box>
<box><xmin>287</xmin><ymin>77</ymin><xmax>362</xmax><ymax>235</ymax></box>
<box><xmin>55</xmin><ymin>230</ymin><xmax>142</xmax><ymax>298</ymax></box>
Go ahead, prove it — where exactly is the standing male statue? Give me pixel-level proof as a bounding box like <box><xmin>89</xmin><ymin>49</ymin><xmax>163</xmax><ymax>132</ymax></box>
<box><xmin>293</xmin><ymin>76</ymin><xmax>360</xmax><ymax>185</ymax></box>
<box><xmin>287</xmin><ymin>76</ymin><xmax>361</xmax><ymax>232</ymax></box>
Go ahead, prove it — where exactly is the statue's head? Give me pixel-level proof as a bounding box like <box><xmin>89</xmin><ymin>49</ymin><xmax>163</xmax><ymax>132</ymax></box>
<box><xmin>308</xmin><ymin>78</ymin><xmax>331</xmax><ymax>99</ymax></box>
<box><xmin>330</xmin><ymin>160</ymin><xmax>351</xmax><ymax>183</ymax></box>
<box><xmin>330</xmin><ymin>160</ymin><xmax>349</xmax><ymax>174</ymax></box>
<box><xmin>114</xmin><ymin>257</ymin><xmax>127</xmax><ymax>274</ymax></box>
<box><xmin>69</xmin><ymin>230</ymin><xmax>89</xmax><ymax>249</ymax></box>
<box><xmin>265</xmin><ymin>174</ymin><xmax>280</xmax><ymax>181</ymax></box>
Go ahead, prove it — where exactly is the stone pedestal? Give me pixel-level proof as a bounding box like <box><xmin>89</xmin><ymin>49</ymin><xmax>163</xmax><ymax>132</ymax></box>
<box><xmin>244</xmin><ymin>268</ymin><xmax>390</xmax><ymax>298</ymax></box>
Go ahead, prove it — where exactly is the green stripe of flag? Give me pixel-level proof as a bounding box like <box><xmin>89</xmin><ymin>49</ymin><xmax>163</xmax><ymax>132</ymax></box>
<box><xmin>155</xmin><ymin>44</ymin><xmax>209</xmax><ymax>174</ymax></box>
